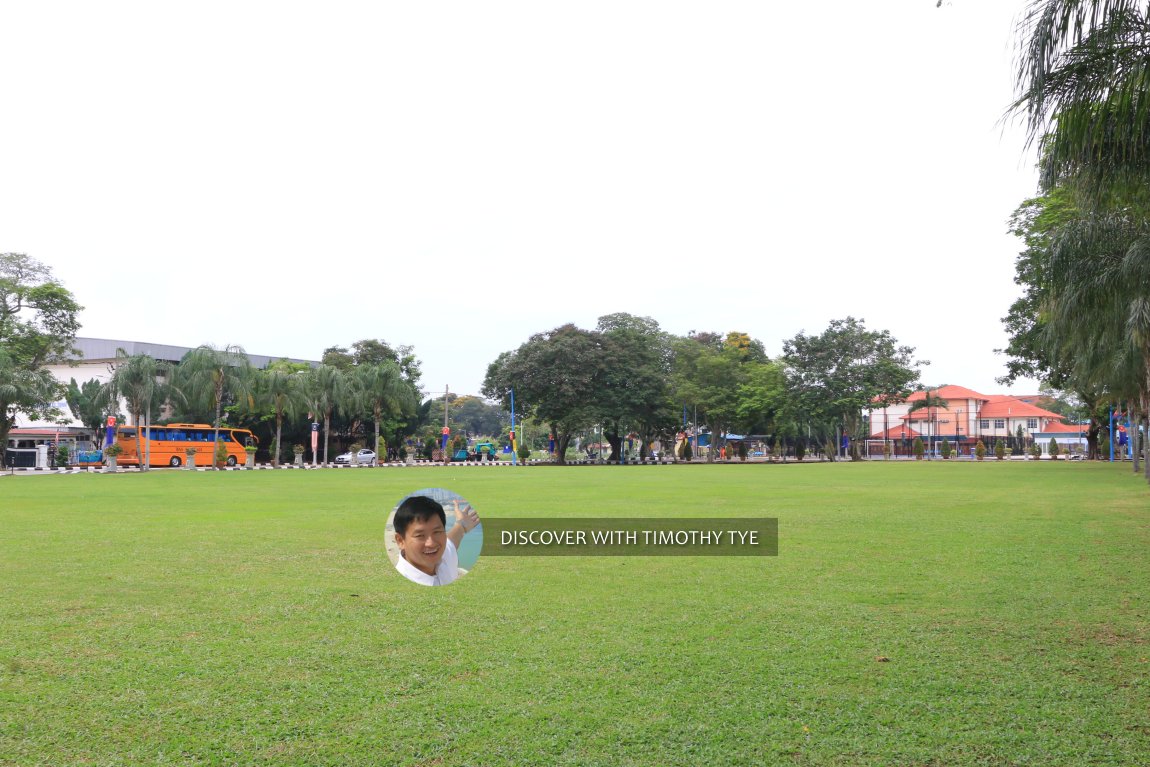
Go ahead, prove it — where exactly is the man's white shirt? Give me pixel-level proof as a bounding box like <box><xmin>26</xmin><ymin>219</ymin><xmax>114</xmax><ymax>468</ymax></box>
<box><xmin>395</xmin><ymin>538</ymin><xmax>460</xmax><ymax>586</ymax></box>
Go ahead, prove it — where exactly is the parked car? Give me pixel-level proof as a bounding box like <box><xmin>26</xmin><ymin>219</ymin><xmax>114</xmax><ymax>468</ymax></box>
<box><xmin>334</xmin><ymin>449</ymin><xmax>376</xmax><ymax>465</ymax></box>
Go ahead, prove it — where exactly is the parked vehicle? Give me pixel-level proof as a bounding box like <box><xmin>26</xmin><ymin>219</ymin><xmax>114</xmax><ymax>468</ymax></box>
<box><xmin>334</xmin><ymin>449</ymin><xmax>376</xmax><ymax>465</ymax></box>
<box><xmin>113</xmin><ymin>423</ymin><xmax>256</xmax><ymax>467</ymax></box>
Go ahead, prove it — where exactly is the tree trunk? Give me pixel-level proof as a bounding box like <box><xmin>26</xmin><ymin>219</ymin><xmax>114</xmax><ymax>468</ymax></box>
<box><xmin>1131</xmin><ymin>404</ymin><xmax>1142</xmax><ymax>474</ymax></box>
<box><xmin>1087</xmin><ymin>418</ymin><xmax>1101</xmax><ymax>460</ymax></box>
<box><xmin>133</xmin><ymin>407</ymin><xmax>143</xmax><ymax>471</ymax></box>
<box><xmin>373</xmin><ymin>405</ymin><xmax>382</xmax><ymax>461</ymax></box>
<box><xmin>606</xmin><ymin>432</ymin><xmax>622</xmax><ymax>463</ymax></box>
<box><xmin>0</xmin><ymin>414</ymin><xmax>14</xmax><ymax>467</ymax></box>
<box><xmin>273</xmin><ymin>412</ymin><xmax>283</xmax><ymax>468</ymax></box>
<box><xmin>323</xmin><ymin>412</ymin><xmax>331</xmax><ymax>465</ymax></box>
<box><xmin>143</xmin><ymin>404</ymin><xmax>151</xmax><ymax>471</ymax></box>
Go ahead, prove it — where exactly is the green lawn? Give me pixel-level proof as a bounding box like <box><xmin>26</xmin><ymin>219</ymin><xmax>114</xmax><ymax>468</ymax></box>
<box><xmin>1</xmin><ymin>463</ymin><xmax>1148</xmax><ymax>766</ymax></box>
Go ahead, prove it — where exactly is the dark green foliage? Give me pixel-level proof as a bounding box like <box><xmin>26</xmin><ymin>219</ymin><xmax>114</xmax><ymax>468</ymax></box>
<box><xmin>913</xmin><ymin>437</ymin><xmax>925</xmax><ymax>460</ymax></box>
<box><xmin>0</xmin><ymin>254</ymin><xmax>82</xmax><ymax>465</ymax></box>
<box><xmin>995</xmin><ymin>440</ymin><xmax>1007</xmax><ymax>460</ymax></box>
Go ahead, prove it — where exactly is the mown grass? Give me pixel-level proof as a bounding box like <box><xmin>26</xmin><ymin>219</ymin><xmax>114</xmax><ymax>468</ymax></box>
<box><xmin>1</xmin><ymin>462</ymin><xmax>1148</xmax><ymax>766</ymax></box>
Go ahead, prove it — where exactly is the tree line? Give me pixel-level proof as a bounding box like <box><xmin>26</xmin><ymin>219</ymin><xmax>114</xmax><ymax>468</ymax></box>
<box><xmin>1001</xmin><ymin>0</ymin><xmax>1150</xmax><ymax>480</ymax></box>
<box><xmin>4</xmin><ymin>254</ymin><xmax>925</xmax><ymax>468</ymax></box>
<box><xmin>482</xmin><ymin>313</ymin><xmax>924</xmax><ymax>465</ymax></box>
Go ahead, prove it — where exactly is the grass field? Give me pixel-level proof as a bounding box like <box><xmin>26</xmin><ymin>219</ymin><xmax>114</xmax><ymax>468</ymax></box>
<box><xmin>2</xmin><ymin>462</ymin><xmax>1148</xmax><ymax>766</ymax></box>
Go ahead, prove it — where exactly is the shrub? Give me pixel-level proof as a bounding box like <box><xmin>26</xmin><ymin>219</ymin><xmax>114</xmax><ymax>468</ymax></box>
<box><xmin>825</xmin><ymin>439</ymin><xmax>837</xmax><ymax>461</ymax></box>
<box><xmin>794</xmin><ymin>441</ymin><xmax>806</xmax><ymax>461</ymax></box>
<box><xmin>680</xmin><ymin>439</ymin><xmax>692</xmax><ymax>461</ymax></box>
<box><xmin>995</xmin><ymin>440</ymin><xmax>1006</xmax><ymax>460</ymax></box>
<box><xmin>738</xmin><ymin>441</ymin><xmax>748</xmax><ymax>461</ymax></box>
<box><xmin>1049</xmin><ymin>438</ymin><xmax>1060</xmax><ymax>460</ymax></box>
<box><xmin>883</xmin><ymin>441</ymin><xmax>892</xmax><ymax>460</ymax></box>
<box><xmin>913</xmin><ymin>436</ymin><xmax>924</xmax><ymax>460</ymax></box>
<box><xmin>975</xmin><ymin>440</ymin><xmax>986</xmax><ymax>461</ymax></box>
<box><xmin>940</xmin><ymin>439</ymin><xmax>951</xmax><ymax>460</ymax></box>
<box><xmin>517</xmin><ymin>443</ymin><xmax>532</xmax><ymax>463</ymax></box>
<box><xmin>54</xmin><ymin>445</ymin><xmax>70</xmax><ymax>468</ymax></box>
<box><xmin>1030</xmin><ymin>442</ymin><xmax>1042</xmax><ymax>459</ymax></box>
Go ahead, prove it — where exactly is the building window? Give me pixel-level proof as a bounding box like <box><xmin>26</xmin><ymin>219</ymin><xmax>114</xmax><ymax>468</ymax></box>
<box><xmin>1027</xmin><ymin>418</ymin><xmax>1037</xmax><ymax>429</ymax></box>
<box><xmin>980</xmin><ymin>420</ymin><xmax>989</xmax><ymax>429</ymax></box>
<box><xmin>994</xmin><ymin>419</ymin><xmax>1005</xmax><ymax>429</ymax></box>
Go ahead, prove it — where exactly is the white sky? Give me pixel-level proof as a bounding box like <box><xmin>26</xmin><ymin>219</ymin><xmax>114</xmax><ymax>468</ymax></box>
<box><xmin>1</xmin><ymin>1</ymin><xmax>1042</xmax><ymax>399</ymax></box>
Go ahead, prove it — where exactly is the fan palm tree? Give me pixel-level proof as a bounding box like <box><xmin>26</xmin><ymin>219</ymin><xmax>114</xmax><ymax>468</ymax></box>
<box><xmin>908</xmin><ymin>391</ymin><xmax>949</xmax><ymax>460</ymax></box>
<box><xmin>302</xmin><ymin>364</ymin><xmax>348</xmax><ymax>466</ymax></box>
<box><xmin>352</xmin><ymin>362</ymin><xmax>414</xmax><ymax>461</ymax></box>
<box><xmin>176</xmin><ymin>345</ymin><xmax>253</xmax><ymax>466</ymax></box>
<box><xmin>108</xmin><ymin>351</ymin><xmax>179</xmax><ymax>471</ymax></box>
<box><xmin>257</xmin><ymin>365</ymin><xmax>304</xmax><ymax>467</ymax></box>
<box><xmin>1040</xmin><ymin>212</ymin><xmax>1150</xmax><ymax>478</ymax></box>
<box><xmin>1013</xmin><ymin>0</ymin><xmax>1150</xmax><ymax>201</ymax></box>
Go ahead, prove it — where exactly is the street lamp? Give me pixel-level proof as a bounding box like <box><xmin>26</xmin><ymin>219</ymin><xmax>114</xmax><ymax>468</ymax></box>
<box><xmin>956</xmin><ymin>409</ymin><xmax>963</xmax><ymax>456</ymax></box>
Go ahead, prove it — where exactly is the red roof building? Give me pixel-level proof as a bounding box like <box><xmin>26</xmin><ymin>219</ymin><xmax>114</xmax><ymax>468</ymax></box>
<box><xmin>865</xmin><ymin>385</ymin><xmax>1072</xmax><ymax>444</ymax></box>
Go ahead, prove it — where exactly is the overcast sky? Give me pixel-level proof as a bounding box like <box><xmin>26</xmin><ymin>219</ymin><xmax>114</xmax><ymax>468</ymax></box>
<box><xmin>2</xmin><ymin>1</ymin><xmax>1041</xmax><ymax>399</ymax></box>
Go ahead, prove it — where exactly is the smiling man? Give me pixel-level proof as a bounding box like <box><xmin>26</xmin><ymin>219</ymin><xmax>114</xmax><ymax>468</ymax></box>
<box><xmin>393</xmin><ymin>496</ymin><xmax>480</xmax><ymax>586</ymax></box>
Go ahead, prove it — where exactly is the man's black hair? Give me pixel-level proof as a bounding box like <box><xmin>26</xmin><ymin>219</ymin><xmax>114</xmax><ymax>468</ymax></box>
<box><xmin>394</xmin><ymin>495</ymin><xmax>447</xmax><ymax>536</ymax></box>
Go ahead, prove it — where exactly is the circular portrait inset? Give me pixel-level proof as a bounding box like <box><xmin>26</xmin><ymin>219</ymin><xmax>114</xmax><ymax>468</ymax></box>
<box><xmin>386</xmin><ymin>488</ymin><xmax>482</xmax><ymax>586</ymax></box>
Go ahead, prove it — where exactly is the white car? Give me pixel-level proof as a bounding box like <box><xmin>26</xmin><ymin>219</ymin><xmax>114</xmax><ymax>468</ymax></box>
<box><xmin>334</xmin><ymin>449</ymin><xmax>376</xmax><ymax>465</ymax></box>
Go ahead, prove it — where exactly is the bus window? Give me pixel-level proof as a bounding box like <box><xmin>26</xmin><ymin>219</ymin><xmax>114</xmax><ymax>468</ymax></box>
<box><xmin>151</xmin><ymin>428</ymin><xmax>167</xmax><ymax>441</ymax></box>
<box><xmin>168</xmin><ymin>430</ymin><xmax>185</xmax><ymax>441</ymax></box>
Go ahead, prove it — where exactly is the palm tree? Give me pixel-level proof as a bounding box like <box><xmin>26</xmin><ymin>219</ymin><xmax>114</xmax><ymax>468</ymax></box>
<box><xmin>1013</xmin><ymin>0</ymin><xmax>1150</xmax><ymax>201</ymax></box>
<box><xmin>108</xmin><ymin>351</ymin><xmax>177</xmax><ymax>471</ymax></box>
<box><xmin>257</xmin><ymin>365</ymin><xmax>304</xmax><ymax>467</ymax></box>
<box><xmin>302</xmin><ymin>364</ymin><xmax>348</xmax><ymax>466</ymax></box>
<box><xmin>1040</xmin><ymin>213</ymin><xmax>1150</xmax><ymax>479</ymax></box>
<box><xmin>352</xmin><ymin>362</ymin><xmax>414</xmax><ymax>461</ymax></box>
<box><xmin>176</xmin><ymin>345</ymin><xmax>253</xmax><ymax>466</ymax></box>
<box><xmin>908</xmin><ymin>391</ymin><xmax>949</xmax><ymax>460</ymax></box>
<box><xmin>65</xmin><ymin>377</ymin><xmax>117</xmax><ymax>443</ymax></box>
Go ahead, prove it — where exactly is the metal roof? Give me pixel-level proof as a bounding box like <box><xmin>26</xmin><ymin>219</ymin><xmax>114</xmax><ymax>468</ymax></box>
<box><xmin>71</xmin><ymin>337</ymin><xmax>318</xmax><ymax>369</ymax></box>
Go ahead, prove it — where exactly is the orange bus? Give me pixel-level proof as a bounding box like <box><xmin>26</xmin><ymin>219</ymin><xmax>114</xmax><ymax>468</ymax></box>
<box><xmin>114</xmin><ymin>423</ymin><xmax>257</xmax><ymax>467</ymax></box>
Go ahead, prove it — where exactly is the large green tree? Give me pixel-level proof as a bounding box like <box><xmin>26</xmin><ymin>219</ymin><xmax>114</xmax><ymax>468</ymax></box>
<box><xmin>781</xmin><ymin>318</ymin><xmax>923</xmax><ymax>460</ymax></box>
<box><xmin>0</xmin><ymin>254</ymin><xmax>82</xmax><ymax>465</ymax></box>
<box><xmin>671</xmin><ymin>331</ymin><xmax>769</xmax><ymax>462</ymax></box>
<box><xmin>595</xmin><ymin>314</ymin><xmax>677</xmax><ymax>461</ymax></box>
<box><xmin>482</xmin><ymin>324</ymin><xmax>601</xmax><ymax>465</ymax></box>
<box><xmin>1008</xmin><ymin>1</ymin><xmax>1150</xmax><ymax>479</ymax></box>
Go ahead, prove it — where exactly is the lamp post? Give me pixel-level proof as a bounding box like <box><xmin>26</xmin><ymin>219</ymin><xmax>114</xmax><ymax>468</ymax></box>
<box><xmin>506</xmin><ymin>387</ymin><xmax>517</xmax><ymax>466</ymax></box>
<box><xmin>956</xmin><ymin>409</ymin><xmax>963</xmax><ymax>457</ymax></box>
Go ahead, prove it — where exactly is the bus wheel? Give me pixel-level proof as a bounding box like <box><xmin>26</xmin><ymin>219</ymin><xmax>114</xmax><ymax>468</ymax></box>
<box><xmin>170</xmin><ymin>456</ymin><xmax>181</xmax><ymax>467</ymax></box>
<box><xmin>226</xmin><ymin>456</ymin><xmax>237</xmax><ymax>467</ymax></box>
